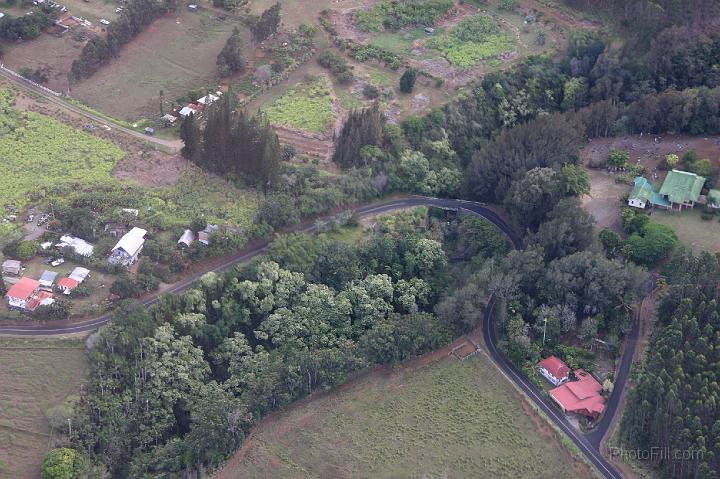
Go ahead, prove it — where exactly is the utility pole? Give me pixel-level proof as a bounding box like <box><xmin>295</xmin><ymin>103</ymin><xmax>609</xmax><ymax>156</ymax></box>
<box><xmin>542</xmin><ymin>317</ymin><xmax>548</xmax><ymax>346</ymax></box>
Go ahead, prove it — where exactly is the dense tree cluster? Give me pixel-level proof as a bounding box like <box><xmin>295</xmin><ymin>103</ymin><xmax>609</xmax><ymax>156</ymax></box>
<box><xmin>0</xmin><ymin>10</ymin><xmax>50</xmax><ymax>40</ymax></box>
<box><xmin>332</xmin><ymin>104</ymin><xmax>385</xmax><ymax>169</ymax></box>
<box><xmin>70</xmin><ymin>0</ymin><xmax>176</xmax><ymax>80</ymax></box>
<box><xmin>69</xmin><ymin>209</ymin><xmax>505</xmax><ymax>476</ymax></box>
<box><xmin>620</xmin><ymin>251</ymin><xmax>720</xmax><ymax>478</ymax></box>
<box><xmin>180</xmin><ymin>95</ymin><xmax>281</xmax><ymax>191</ymax></box>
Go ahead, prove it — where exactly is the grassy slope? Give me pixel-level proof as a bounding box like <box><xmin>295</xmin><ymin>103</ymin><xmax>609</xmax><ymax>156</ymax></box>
<box><xmin>225</xmin><ymin>355</ymin><xmax>596</xmax><ymax>479</ymax></box>
<box><xmin>262</xmin><ymin>77</ymin><xmax>335</xmax><ymax>133</ymax></box>
<box><xmin>0</xmin><ymin>338</ymin><xmax>87</xmax><ymax>479</ymax></box>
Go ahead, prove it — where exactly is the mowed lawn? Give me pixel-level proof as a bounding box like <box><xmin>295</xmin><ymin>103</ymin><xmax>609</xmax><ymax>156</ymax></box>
<box><xmin>0</xmin><ymin>339</ymin><xmax>87</xmax><ymax>479</ymax></box>
<box><xmin>652</xmin><ymin>208</ymin><xmax>720</xmax><ymax>253</ymax></box>
<box><xmin>223</xmin><ymin>355</ymin><xmax>597</xmax><ymax>479</ymax></box>
<box><xmin>72</xmin><ymin>9</ymin><xmax>244</xmax><ymax>120</ymax></box>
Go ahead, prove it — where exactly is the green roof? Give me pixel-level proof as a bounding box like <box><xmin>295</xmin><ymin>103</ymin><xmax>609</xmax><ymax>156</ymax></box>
<box><xmin>630</xmin><ymin>177</ymin><xmax>669</xmax><ymax>207</ymax></box>
<box><xmin>709</xmin><ymin>189</ymin><xmax>720</xmax><ymax>206</ymax></box>
<box><xmin>658</xmin><ymin>170</ymin><xmax>705</xmax><ymax>205</ymax></box>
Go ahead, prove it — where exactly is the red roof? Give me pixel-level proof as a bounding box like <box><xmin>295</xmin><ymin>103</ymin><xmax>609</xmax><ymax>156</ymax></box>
<box><xmin>57</xmin><ymin>277</ymin><xmax>80</xmax><ymax>290</ymax></box>
<box><xmin>25</xmin><ymin>291</ymin><xmax>55</xmax><ymax>311</ymax></box>
<box><xmin>6</xmin><ymin>277</ymin><xmax>40</xmax><ymax>300</ymax></box>
<box><xmin>550</xmin><ymin>369</ymin><xmax>605</xmax><ymax>418</ymax></box>
<box><xmin>538</xmin><ymin>355</ymin><xmax>571</xmax><ymax>381</ymax></box>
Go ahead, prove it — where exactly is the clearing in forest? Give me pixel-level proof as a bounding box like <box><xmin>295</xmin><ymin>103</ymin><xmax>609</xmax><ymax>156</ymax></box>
<box><xmin>262</xmin><ymin>76</ymin><xmax>336</xmax><ymax>134</ymax></box>
<box><xmin>219</xmin><ymin>354</ymin><xmax>597</xmax><ymax>479</ymax></box>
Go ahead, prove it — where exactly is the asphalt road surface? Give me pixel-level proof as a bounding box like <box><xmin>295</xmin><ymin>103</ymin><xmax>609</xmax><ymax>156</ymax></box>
<box><xmin>0</xmin><ymin>196</ymin><xmax>630</xmax><ymax>478</ymax></box>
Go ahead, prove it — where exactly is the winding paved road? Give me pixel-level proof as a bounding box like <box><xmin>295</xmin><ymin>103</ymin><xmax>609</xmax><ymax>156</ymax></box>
<box><xmin>0</xmin><ymin>196</ymin><xmax>630</xmax><ymax>478</ymax></box>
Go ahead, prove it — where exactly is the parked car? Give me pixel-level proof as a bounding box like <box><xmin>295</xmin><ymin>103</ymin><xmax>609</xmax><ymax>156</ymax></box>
<box><xmin>26</xmin><ymin>214</ymin><xmax>34</xmax><ymax>223</ymax></box>
<box><xmin>100</xmin><ymin>18</ymin><xmax>110</xmax><ymax>25</ymax></box>
<box><xmin>51</xmin><ymin>258</ymin><xmax>65</xmax><ymax>267</ymax></box>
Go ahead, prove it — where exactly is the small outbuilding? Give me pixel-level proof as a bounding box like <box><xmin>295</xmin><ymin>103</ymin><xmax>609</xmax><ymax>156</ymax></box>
<box><xmin>39</xmin><ymin>270</ymin><xmax>58</xmax><ymax>290</ymax></box>
<box><xmin>57</xmin><ymin>277</ymin><xmax>80</xmax><ymax>294</ymax></box>
<box><xmin>161</xmin><ymin>113</ymin><xmax>178</xmax><ymax>125</ymax></box>
<box><xmin>179</xmin><ymin>106</ymin><xmax>197</xmax><ymax>118</ymax></box>
<box><xmin>57</xmin><ymin>234</ymin><xmax>95</xmax><ymax>257</ymax></box>
<box><xmin>2</xmin><ymin>259</ymin><xmax>22</xmax><ymax>275</ymax></box>
<box><xmin>178</xmin><ymin>229</ymin><xmax>196</xmax><ymax>247</ymax></box>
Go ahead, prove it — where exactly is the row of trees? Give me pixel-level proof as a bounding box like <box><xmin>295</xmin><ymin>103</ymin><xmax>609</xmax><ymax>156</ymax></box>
<box><xmin>70</xmin><ymin>0</ymin><xmax>176</xmax><ymax>80</ymax></box>
<box><xmin>180</xmin><ymin>94</ymin><xmax>281</xmax><ymax>191</ymax></box>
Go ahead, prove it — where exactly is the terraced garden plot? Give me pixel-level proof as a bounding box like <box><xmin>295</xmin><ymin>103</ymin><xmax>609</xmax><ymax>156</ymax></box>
<box><xmin>262</xmin><ymin>77</ymin><xmax>336</xmax><ymax>133</ymax></box>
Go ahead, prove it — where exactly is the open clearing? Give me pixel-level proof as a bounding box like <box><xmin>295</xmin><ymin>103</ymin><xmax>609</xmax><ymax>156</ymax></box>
<box><xmin>219</xmin><ymin>354</ymin><xmax>596</xmax><ymax>479</ymax></box>
<box><xmin>652</xmin><ymin>208</ymin><xmax>720</xmax><ymax>253</ymax></box>
<box><xmin>72</xmin><ymin>8</ymin><xmax>242</xmax><ymax>120</ymax></box>
<box><xmin>0</xmin><ymin>338</ymin><xmax>87</xmax><ymax>479</ymax></box>
<box><xmin>581</xmin><ymin>134</ymin><xmax>720</xmax><ymax>232</ymax></box>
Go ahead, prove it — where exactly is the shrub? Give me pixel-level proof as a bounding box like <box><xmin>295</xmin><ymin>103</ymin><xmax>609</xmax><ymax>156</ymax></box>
<box><xmin>41</xmin><ymin>448</ymin><xmax>83</xmax><ymax>479</ymax></box>
<box><xmin>363</xmin><ymin>84</ymin><xmax>380</xmax><ymax>99</ymax></box>
<box><xmin>15</xmin><ymin>240</ymin><xmax>39</xmax><ymax>260</ymax></box>
<box><xmin>400</xmin><ymin>68</ymin><xmax>417</xmax><ymax>93</ymax></box>
<box><xmin>607</xmin><ymin>149</ymin><xmax>629</xmax><ymax>168</ymax></box>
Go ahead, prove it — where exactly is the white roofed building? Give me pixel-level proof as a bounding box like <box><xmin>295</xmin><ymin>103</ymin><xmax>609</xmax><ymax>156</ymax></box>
<box><xmin>109</xmin><ymin>227</ymin><xmax>147</xmax><ymax>266</ymax></box>
<box><xmin>179</xmin><ymin>106</ymin><xmax>196</xmax><ymax>118</ymax></box>
<box><xmin>57</xmin><ymin>234</ymin><xmax>95</xmax><ymax>257</ymax></box>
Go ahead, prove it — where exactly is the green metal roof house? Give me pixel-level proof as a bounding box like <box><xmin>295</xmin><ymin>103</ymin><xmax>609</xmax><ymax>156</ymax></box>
<box><xmin>628</xmin><ymin>177</ymin><xmax>670</xmax><ymax>209</ymax></box>
<box><xmin>658</xmin><ymin>170</ymin><xmax>706</xmax><ymax>210</ymax></box>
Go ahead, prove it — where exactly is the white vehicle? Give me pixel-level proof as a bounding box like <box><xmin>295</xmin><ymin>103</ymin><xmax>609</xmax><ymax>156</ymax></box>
<box><xmin>115</xmin><ymin>7</ymin><xmax>122</xmax><ymax>12</ymax></box>
<box><xmin>51</xmin><ymin>258</ymin><xmax>65</xmax><ymax>267</ymax></box>
<box><xmin>100</xmin><ymin>18</ymin><xmax>110</xmax><ymax>25</ymax></box>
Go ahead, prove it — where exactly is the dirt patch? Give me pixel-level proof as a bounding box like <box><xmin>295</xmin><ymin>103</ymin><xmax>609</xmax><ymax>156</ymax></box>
<box><xmin>112</xmin><ymin>150</ymin><xmax>189</xmax><ymax>187</ymax></box>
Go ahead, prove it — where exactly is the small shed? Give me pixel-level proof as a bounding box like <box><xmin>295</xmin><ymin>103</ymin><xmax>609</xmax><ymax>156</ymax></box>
<box><xmin>179</xmin><ymin>106</ymin><xmax>196</xmax><ymax>118</ymax></box>
<box><xmin>178</xmin><ymin>229</ymin><xmax>196</xmax><ymax>247</ymax></box>
<box><xmin>161</xmin><ymin>113</ymin><xmax>177</xmax><ymax>125</ymax></box>
<box><xmin>39</xmin><ymin>270</ymin><xmax>58</xmax><ymax>289</ymax></box>
<box><xmin>69</xmin><ymin>267</ymin><xmax>90</xmax><ymax>283</ymax></box>
<box><xmin>2</xmin><ymin>259</ymin><xmax>21</xmax><ymax>275</ymax></box>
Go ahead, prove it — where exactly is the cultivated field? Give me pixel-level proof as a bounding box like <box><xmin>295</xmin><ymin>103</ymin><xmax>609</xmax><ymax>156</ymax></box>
<box><xmin>72</xmin><ymin>8</ymin><xmax>244</xmax><ymax>120</ymax></box>
<box><xmin>0</xmin><ymin>88</ymin><xmax>126</xmax><ymax>217</ymax></box>
<box><xmin>220</xmin><ymin>354</ymin><xmax>597</xmax><ymax>479</ymax></box>
<box><xmin>0</xmin><ymin>338</ymin><xmax>87</xmax><ymax>479</ymax></box>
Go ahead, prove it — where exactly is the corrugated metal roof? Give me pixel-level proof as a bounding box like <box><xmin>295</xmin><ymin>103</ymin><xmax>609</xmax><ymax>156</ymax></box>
<box><xmin>659</xmin><ymin>170</ymin><xmax>705</xmax><ymax>204</ymax></box>
<box><xmin>112</xmin><ymin>227</ymin><xmax>147</xmax><ymax>257</ymax></box>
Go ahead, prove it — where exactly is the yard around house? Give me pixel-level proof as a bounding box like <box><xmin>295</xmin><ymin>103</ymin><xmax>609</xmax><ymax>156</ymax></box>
<box><xmin>219</xmin><ymin>354</ymin><xmax>598</xmax><ymax>479</ymax></box>
<box><xmin>651</xmin><ymin>208</ymin><xmax>720</xmax><ymax>253</ymax></box>
<box><xmin>0</xmin><ymin>338</ymin><xmax>87</xmax><ymax>479</ymax></box>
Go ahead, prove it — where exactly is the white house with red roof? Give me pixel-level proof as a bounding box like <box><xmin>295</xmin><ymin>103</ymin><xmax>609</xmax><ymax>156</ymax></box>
<box><xmin>6</xmin><ymin>277</ymin><xmax>55</xmax><ymax>311</ymax></box>
<box><xmin>538</xmin><ymin>355</ymin><xmax>571</xmax><ymax>386</ymax></box>
<box><xmin>549</xmin><ymin>369</ymin><xmax>606</xmax><ymax>419</ymax></box>
<box><xmin>6</xmin><ymin>277</ymin><xmax>41</xmax><ymax>309</ymax></box>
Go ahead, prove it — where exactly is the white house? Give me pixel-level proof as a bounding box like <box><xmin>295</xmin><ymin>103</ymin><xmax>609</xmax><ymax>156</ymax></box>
<box><xmin>197</xmin><ymin>93</ymin><xmax>219</xmax><ymax>105</ymax></box>
<box><xmin>109</xmin><ymin>227</ymin><xmax>147</xmax><ymax>266</ymax></box>
<box><xmin>538</xmin><ymin>356</ymin><xmax>571</xmax><ymax>386</ymax></box>
<box><xmin>57</xmin><ymin>234</ymin><xmax>95</xmax><ymax>257</ymax></box>
<box><xmin>179</xmin><ymin>106</ymin><xmax>196</xmax><ymax>118</ymax></box>
<box><xmin>6</xmin><ymin>277</ymin><xmax>40</xmax><ymax>310</ymax></box>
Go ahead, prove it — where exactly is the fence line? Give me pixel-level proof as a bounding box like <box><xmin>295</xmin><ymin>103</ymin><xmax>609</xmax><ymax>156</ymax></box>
<box><xmin>0</xmin><ymin>63</ymin><xmax>62</xmax><ymax>97</ymax></box>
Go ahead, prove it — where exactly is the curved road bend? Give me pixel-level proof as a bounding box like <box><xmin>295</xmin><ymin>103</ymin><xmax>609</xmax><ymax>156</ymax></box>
<box><xmin>0</xmin><ymin>68</ymin><xmax>182</xmax><ymax>152</ymax></box>
<box><xmin>0</xmin><ymin>196</ymin><xmax>628</xmax><ymax>478</ymax></box>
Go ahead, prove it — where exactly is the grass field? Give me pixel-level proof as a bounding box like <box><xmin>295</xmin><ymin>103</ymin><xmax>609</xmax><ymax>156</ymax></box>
<box><xmin>0</xmin><ymin>88</ymin><xmax>125</xmax><ymax>219</ymax></box>
<box><xmin>652</xmin><ymin>208</ymin><xmax>720</xmax><ymax>253</ymax></box>
<box><xmin>0</xmin><ymin>338</ymin><xmax>87</xmax><ymax>479</ymax></box>
<box><xmin>73</xmin><ymin>8</ymin><xmax>244</xmax><ymax>120</ymax></box>
<box><xmin>263</xmin><ymin>77</ymin><xmax>335</xmax><ymax>133</ymax></box>
<box><xmin>223</xmin><ymin>355</ymin><xmax>597</xmax><ymax>479</ymax></box>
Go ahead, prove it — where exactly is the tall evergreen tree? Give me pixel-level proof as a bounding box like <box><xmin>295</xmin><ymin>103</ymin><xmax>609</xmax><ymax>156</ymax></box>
<box><xmin>332</xmin><ymin>104</ymin><xmax>385</xmax><ymax>169</ymax></box>
<box><xmin>217</xmin><ymin>27</ymin><xmax>246</xmax><ymax>77</ymax></box>
<box><xmin>251</xmin><ymin>3</ymin><xmax>281</xmax><ymax>42</ymax></box>
<box><xmin>180</xmin><ymin>113</ymin><xmax>202</xmax><ymax>161</ymax></box>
